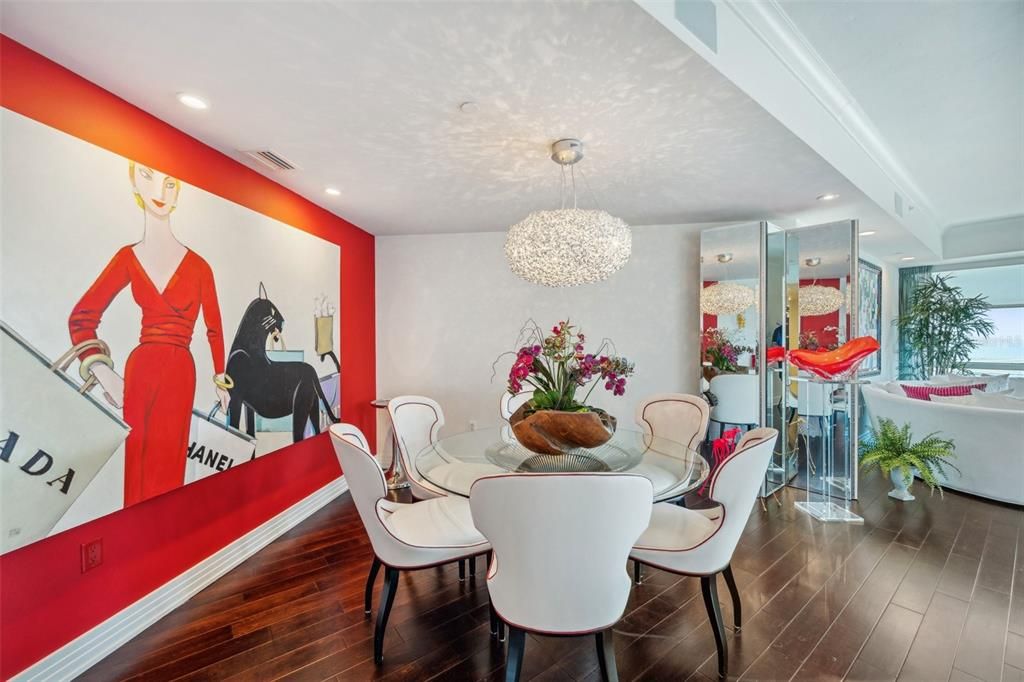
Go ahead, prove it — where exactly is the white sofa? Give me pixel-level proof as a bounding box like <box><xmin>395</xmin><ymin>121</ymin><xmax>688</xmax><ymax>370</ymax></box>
<box><xmin>861</xmin><ymin>384</ymin><xmax>1024</xmax><ymax>505</ymax></box>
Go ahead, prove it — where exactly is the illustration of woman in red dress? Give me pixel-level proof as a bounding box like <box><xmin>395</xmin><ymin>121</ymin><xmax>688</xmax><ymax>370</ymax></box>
<box><xmin>69</xmin><ymin>162</ymin><xmax>232</xmax><ymax>507</ymax></box>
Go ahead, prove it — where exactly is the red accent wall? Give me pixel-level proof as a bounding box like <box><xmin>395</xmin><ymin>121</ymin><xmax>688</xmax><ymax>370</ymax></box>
<box><xmin>0</xmin><ymin>35</ymin><xmax>376</xmax><ymax>678</ymax></box>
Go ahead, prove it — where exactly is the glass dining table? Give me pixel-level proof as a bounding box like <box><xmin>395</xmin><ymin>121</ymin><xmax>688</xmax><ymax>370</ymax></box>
<box><xmin>414</xmin><ymin>426</ymin><xmax>709</xmax><ymax>501</ymax></box>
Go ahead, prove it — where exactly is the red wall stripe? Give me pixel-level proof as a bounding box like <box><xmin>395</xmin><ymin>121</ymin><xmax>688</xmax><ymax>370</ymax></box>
<box><xmin>0</xmin><ymin>35</ymin><xmax>375</xmax><ymax>678</ymax></box>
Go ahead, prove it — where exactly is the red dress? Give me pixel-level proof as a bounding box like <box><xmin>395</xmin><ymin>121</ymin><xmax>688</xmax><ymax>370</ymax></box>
<box><xmin>69</xmin><ymin>246</ymin><xmax>225</xmax><ymax>506</ymax></box>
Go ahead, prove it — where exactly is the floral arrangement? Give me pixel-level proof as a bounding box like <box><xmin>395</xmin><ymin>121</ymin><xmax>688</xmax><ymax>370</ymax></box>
<box><xmin>503</xmin><ymin>320</ymin><xmax>635</xmax><ymax>412</ymax></box>
<box><xmin>800</xmin><ymin>326</ymin><xmax>840</xmax><ymax>351</ymax></box>
<box><xmin>701</xmin><ymin>328</ymin><xmax>753</xmax><ymax>373</ymax></box>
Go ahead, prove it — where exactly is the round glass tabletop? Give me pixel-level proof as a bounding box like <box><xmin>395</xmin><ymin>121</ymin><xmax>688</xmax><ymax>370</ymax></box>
<box><xmin>414</xmin><ymin>426</ymin><xmax>709</xmax><ymax>501</ymax></box>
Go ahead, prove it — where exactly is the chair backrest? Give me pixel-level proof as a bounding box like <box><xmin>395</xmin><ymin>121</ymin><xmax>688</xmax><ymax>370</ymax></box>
<box><xmin>709</xmin><ymin>373</ymin><xmax>759</xmax><ymax>424</ymax></box>
<box><xmin>332</xmin><ymin>422</ymin><xmax>371</xmax><ymax>454</ymax></box>
<box><xmin>635</xmin><ymin>393</ymin><xmax>710</xmax><ymax>452</ymax></box>
<box><xmin>499</xmin><ymin>390</ymin><xmax>533</xmax><ymax>421</ymax></box>
<box><xmin>470</xmin><ymin>473</ymin><xmax>653</xmax><ymax>634</ymax></box>
<box><xmin>703</xmin><ymin>427</ymin><xmax>778</xmax><ymax>569</ymax></box>
<box><xmin>329</xmin><ymin>426</ymin><xmax>395</xmax><ymax>560</ymax></box>
<box><xmin>388</xmin><ymin>395</ymin><xmax>446</xmax><ymax>499</ymax></box>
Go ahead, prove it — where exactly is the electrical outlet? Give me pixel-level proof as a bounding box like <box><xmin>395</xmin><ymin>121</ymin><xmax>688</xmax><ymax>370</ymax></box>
<box><xmin>81</xmin><ymin>538</ymin><xmax>103</xmax><ymax>573</ymax></box>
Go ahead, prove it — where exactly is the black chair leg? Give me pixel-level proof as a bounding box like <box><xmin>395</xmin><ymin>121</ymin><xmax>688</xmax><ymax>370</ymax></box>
<box><xmin>633</xmin><ymin>560</ymin><xmax>642</xmax><ymax>585</ymax></box>
<box><xmin>374</xmin><ymin>567</ymin><xmax>399</xmax><ymax>665</ymax></box>
<box><xmin>596</xmin><ymin>628</ymin><xmax>618</xmax><ymax>682</ymax></box>
<box><xmin>489</xmin><ymin>601</ymin><xmax>499</xmax><ymax>638</ymax></box>
<box><xmin>505</xmin><ymin>626</ymin><xmax>526</xmax><ymax>682</ymax></box>
<box><xmin>458</xmin><ymin>559</ymin><xmax>466</xmax><ymax>581</ymax></box>
<box><xmin>723</xmin><ymin>564</ymin><xmax>742</xmax><ymax>632</ymax></box>
<box><xmin>364</xmin><ymin>556</ymin><xmax>382</xmax><ymax>615</ymax></box>
<box><xmin>701</xmin><ymin>574</ymin><xmax>728</xmax><ymax>679</ymax></box>
<box><xmin>470</xmin><ymin>555</ymin><xmax>477</xmax><ymax>577</ymax></box>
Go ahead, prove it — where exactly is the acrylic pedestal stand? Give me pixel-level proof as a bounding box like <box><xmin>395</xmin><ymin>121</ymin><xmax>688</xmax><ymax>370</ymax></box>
<box><xmin>793</xmin><ymin>377</ymin><xmax>864</xmax><ymax>524</ymax></box>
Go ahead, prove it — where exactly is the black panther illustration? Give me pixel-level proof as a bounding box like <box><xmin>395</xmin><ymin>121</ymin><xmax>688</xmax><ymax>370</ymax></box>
<box><xmin>226</xmin><ymin>283</ymin><xmax>339</xmax><ymax>442</ymax></box>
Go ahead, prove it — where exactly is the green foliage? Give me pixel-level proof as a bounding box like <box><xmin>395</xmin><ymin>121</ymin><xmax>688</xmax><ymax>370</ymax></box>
<box><xmin>859</xmin><ymin>418</ymin><xmax>959</xmax><ymax>496</ymax></box>
<box><xmin>896</xmin><ymin>274</ymin><xmax>994</xmax><ymax>379</ymax></box>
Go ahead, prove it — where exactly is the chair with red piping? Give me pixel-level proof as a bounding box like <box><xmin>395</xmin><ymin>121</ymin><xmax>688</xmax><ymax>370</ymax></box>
<box><xmin>629</xmin><ymin>428</ymin><xmax>778</xmax><ymax>679</ymax></box>
<box><xmin>470</xmin><ymin>473</ymin><xmax>653</xmax><ymax>682</ymax></box>
<box><xmin>330</xmin><ymin>425</ymin><xmax>492</xmax><ymax>665</ymax></box>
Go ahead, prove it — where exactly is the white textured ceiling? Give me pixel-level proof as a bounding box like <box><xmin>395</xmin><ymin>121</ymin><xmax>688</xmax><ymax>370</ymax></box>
<box><xmin>0</xmin><ymin>0</ymin><xmax>915</xmax><ymax>247</ymax></box>
<box><xmin>777</xmin><ymin>0</ymin><xmax>1024</xmax><ymax>233</ymax></box>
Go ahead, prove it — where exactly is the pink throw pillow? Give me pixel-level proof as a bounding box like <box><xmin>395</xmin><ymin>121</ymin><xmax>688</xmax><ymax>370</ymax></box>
<box><xmin>900</xmin><ymin>383</ymin><xmax>985</xmax><ymax>401</ymax></box>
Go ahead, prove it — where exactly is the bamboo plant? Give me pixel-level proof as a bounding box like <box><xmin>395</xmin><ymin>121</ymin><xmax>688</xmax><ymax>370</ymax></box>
<box><xmin>897</xmin><ymin>274</ymin><xmax>994</xmax><ymax>379</ymax></box>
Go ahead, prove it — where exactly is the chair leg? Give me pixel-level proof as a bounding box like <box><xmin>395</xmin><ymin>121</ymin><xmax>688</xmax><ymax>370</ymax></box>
<box><xmin>489</xmin><ymin>600</ymin><xmax>499</xmax><ymax>638</ymax></box>
<box><xmin>364</xmin><ymin>556</ymin><xmax>382</xmax><ymax>615</ymax></box>
<box><xmin>470</xmin><ymin>554</ymin><xmax>477</xmax><ymax>578</ymax></box>
<box><xmin>700</xmin><ymin>574</ymin><xmax>728</xmax><ymax>679</ymax></box>
<box><xmin>374</xmin><ymin>567</ymin><xmax>399</xmax><ymax>665</ymax></box>
<box><xmin>505</xmin><ymin>626</ymin><xmax>526</xmax><ymax>682</ymax></box>
<box><xmin>596</xmin><ymin>628</ymin><xmax>618</xmax><ymax>682</ymax></box>
<box><xmin>632</xmin><ymin>560</ymin><xmax>642</xmax><ymax>585</ymax></box>
<box><xmin>458</xmin><ymin>559</ymin><xmax>466</xmax><ymax>582</ymax></box>
<box><xmin>722</xmin><ymin>564</ymin><xmax>742</xmax><ymax>632</ymax></box>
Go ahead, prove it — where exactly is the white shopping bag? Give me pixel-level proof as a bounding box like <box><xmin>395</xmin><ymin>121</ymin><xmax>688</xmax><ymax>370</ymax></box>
<box><xmin>0</xmin><ymin>322</ymin><xmax>129</xmax><ymax>554</ymax></box>
<box><xmin>185</xmin><ymin>405</ymin><xmax>257</xmax><ymax>483</ymax></box>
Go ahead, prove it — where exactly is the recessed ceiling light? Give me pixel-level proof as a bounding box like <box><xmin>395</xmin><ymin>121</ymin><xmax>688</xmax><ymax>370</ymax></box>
<box><xmin>459</xmin><ymin>101</ymin><xmax>479</xmax><ymax>114</ymax></box>
<box><xmin>716</xmin><ymin>252</ymin><xmax>733</xmax><ymax>263</ymax></box>
<box><xmin>816</xmin><ymin>193</ymin><xmax>840</xmax><ymax>201</ymax></box>
<box><xmin>859</xmin><ymin>230</ymin><xmax>876</xmax><ymax>236</ymax></box>
<box><xmin>805</xmin><ymin>257</ymin><xmax>821</xmax><ymax>267</ymax></box>
<box><xmin>176</xmin><ymin>92</ymin><xmax>209</xmax><ymax>110</ymax></box>
<box><xmin>901</xmin><ymin>256</ymin><xmax>916</xmax><ymax>261</ymax></box>
<box><xmin>325</xmin><ymin>187</ymin><xmax>341</xmax><ymax>196</ymax></box>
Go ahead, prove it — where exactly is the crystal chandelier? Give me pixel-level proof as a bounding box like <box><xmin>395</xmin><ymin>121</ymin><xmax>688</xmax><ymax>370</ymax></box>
<box><xmin>798</xmin><ymin>284</ymin><xmax>845</xmax><ymax>316</ymax></box>
<box><xmin>700</xmin><ymin>282</ymin><xmax>756</xmax><ymax>316</ymax></box>
<box><xmin>505</xmin><ymin>139</ymin><xmax>631</xmax><ymax>287</ymax></box>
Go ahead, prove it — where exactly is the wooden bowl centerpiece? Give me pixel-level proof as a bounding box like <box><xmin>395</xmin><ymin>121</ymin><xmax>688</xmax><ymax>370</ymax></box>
<box><xmin>500</xmin><ymin>319</ymin><xmax>634</xmax><ymax>456</ymax></box>
<box><xmin>509</xmin><ymin>405</ymin><xmax>616</xmax><ymax>456</ymax></box>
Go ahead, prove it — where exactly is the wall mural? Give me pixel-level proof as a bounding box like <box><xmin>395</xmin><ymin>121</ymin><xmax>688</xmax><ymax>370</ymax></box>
<box><xmin>0</xmin><ymin>110</ymin><xmax>342</xmax><ymax>554</ymax></box>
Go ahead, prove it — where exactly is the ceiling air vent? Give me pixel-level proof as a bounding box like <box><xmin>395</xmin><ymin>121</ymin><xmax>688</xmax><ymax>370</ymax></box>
<box><xmin>893</xmin><ymin>191</ymin><xmax>904</xmax><ymax>217</ymax></box>
<box><xmin>240</xmin><ymin>149</ymin><xmax>298</xmax><ymax>172</ymax></box>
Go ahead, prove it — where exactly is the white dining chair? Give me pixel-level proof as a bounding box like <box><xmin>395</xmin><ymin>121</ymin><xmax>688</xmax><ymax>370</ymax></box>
<box><xmin>329</xmin><ymin>426</ymin><xmax>492</xmax><ymax>665</ymax></box>
<box><xmin>387</xmin><ymin>396</ymin><xmax>501</xmax><ymax>579</ymax></box>
<box><xmin>471</xmin><ymin>473</ymin><xmax>653</xmax><ymax>682</ymax></box>
<box><xmin>630</xmin><ymin>428</ymin><xmax>778</xmax><ymax>680</ymax></box>
<box><xmin>630</xmin><ymin>393</ymin><xmax>711</xmax><ymax>583</ymax></box>
<box><xmin>636</xmin><ymin>393</ymin><xmax>710</xmax><ymax>453</ymax></box>
<box><xmin>387</xmin><ymin>395</ymin><xmax>449</xmax><ymax>500</ymax></box>
<box><xmin>499</xmin><ymin>390</ymin><xmax>533</xmax><ymax>420</ymax></box>
<box><xmin>708</xmin><ymin>374</ymin><xmax>759</xmax><ymax>438</ymax></box>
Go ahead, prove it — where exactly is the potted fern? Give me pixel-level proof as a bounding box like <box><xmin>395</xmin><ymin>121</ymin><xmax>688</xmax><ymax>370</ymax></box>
<box><xmin>859</xmin><ymin>419</ymin><xmax>959</xmax><ymax>501</ymax></box>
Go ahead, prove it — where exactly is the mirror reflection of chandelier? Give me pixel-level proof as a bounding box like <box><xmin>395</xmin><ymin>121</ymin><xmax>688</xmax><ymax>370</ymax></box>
<box><xmin>700</xmin><ymin>281</ymin><xmax>756</xmax><ymax>315</ymax></box>
<box><xmin>798</xmin><ymin>284</ymin><xmax>845</xmax><ymax>316</ymax></box>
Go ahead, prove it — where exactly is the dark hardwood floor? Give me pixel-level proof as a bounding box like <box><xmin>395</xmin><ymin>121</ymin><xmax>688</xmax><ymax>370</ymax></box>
<box><xmin>79</xmin><ymin>468</ymin><xmax>1024</xmax><ymax>681</ymax></box>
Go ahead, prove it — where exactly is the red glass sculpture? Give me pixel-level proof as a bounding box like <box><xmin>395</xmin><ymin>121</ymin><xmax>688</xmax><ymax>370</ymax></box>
<box><xmin>766</xmin><ymin>346</ymin><xmax>786</xmax><ymax>364</ymax></box>
<box><xmin>788</xmin><ymin>336</ymin><xmax>880</xmax><ymax>381</ymax></box>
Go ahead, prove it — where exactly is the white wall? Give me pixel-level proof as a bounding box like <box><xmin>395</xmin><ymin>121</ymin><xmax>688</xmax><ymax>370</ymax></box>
<box><xmin>375</xmin><ymin>224</ymin><xmax>706</xmax><ymax>437</ymax></box>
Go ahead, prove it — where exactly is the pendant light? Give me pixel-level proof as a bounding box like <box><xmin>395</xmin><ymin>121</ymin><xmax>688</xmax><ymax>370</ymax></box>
<box><xmin>505</xmin><ymin>139</ymin><xmax>631</xmax><ymax>287</ymax></box>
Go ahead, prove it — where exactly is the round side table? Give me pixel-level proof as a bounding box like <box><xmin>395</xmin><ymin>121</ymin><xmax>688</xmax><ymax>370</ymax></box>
<box><xmin>370</xmin><ymin>399</ymin><xmax>410</xmax><ymax>490</ymax></box>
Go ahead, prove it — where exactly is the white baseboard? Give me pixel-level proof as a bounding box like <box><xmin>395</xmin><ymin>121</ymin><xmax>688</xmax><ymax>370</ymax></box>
<box><xmin>12</xmin><ymin>477</ymin><xmax>349</xmax><ymax>682</ymax></box>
